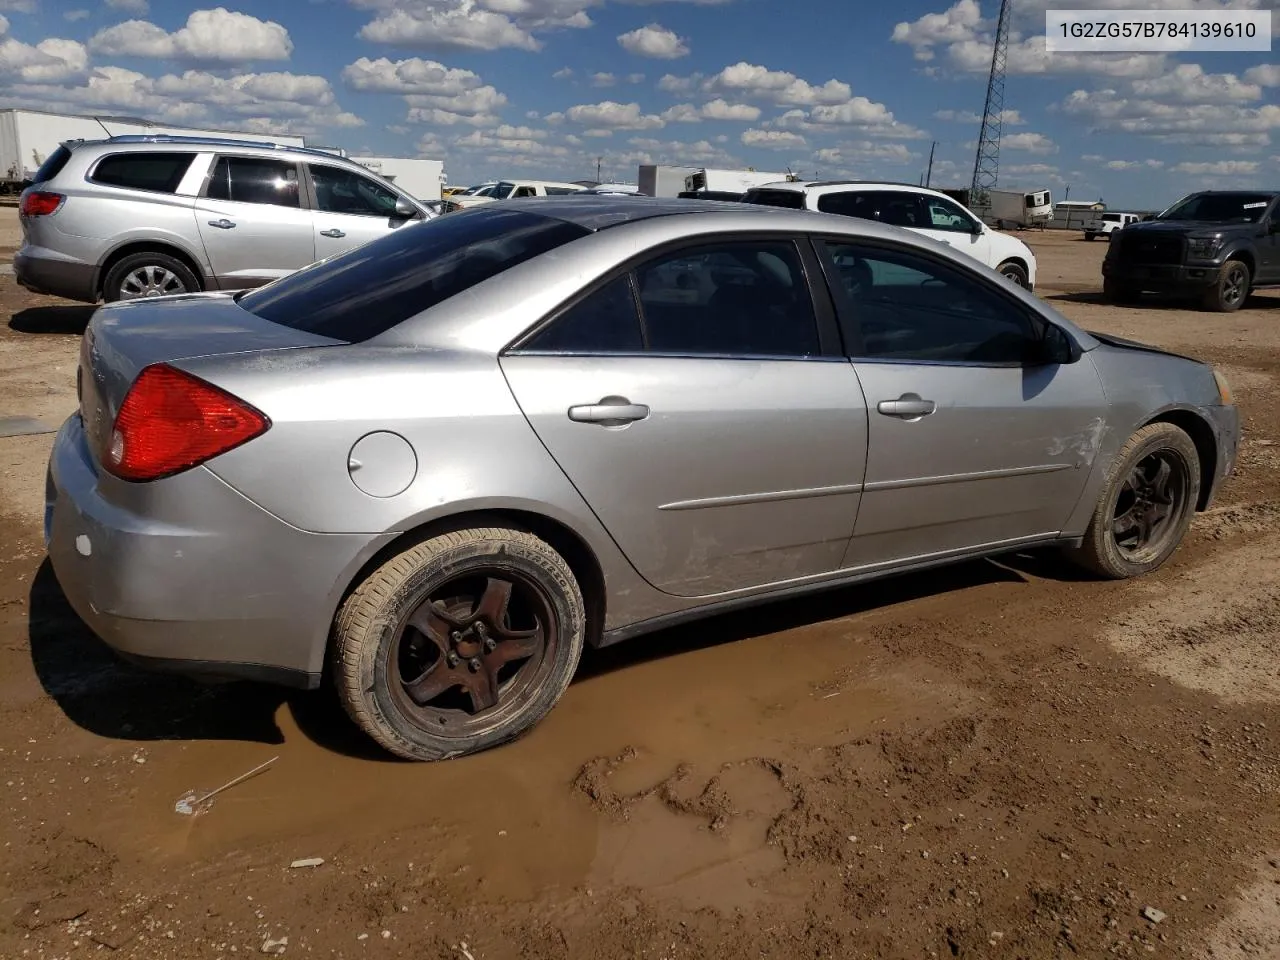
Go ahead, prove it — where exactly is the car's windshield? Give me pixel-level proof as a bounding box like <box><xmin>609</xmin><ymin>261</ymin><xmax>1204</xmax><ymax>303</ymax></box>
<box><xmin>1158</xmin><ymin>193</ymin><xmax>1274</xmax><ymax>223</ymax></box>
<box><xmin>461</xmin><ymin>183</ymin><xmax>492</xmax><ymax>195</ymax></box>
<box><xmin>490</xmin><ymin>182</ymin><xmax>517</xmax><ymax>199</ymax></box>
<box><xmin>237</xmin><ymin>207</ymin><xmax>589</xmax><ymax>343</ymax></box>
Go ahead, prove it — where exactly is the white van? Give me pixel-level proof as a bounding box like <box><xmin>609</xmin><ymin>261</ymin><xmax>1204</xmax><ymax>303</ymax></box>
<box><xmin>1084</xmin><ymin>211</ymin><xmax>1140</xmax><ymax>241</ymax></box>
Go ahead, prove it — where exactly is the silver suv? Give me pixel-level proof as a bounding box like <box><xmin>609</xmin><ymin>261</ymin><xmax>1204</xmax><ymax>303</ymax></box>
<box><xmin>15</xmin><ymin>135</ymin><xmax>435</xmax><ymax>304</ymax></box>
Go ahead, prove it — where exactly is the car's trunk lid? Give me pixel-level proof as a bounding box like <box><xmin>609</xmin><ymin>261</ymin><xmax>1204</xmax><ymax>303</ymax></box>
<box><xmin>78</xmin><ymin>292</ymin><xmax>343</xmax><ymax>465</ymax></box>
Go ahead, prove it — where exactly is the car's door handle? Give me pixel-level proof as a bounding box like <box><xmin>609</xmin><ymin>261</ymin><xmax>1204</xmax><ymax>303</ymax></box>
<box><xmin>208</xmin><ymin>219</ymin><xmax>236</xmax><ymax>230</ymax></box>
<box><xmin>877</xmin><ymin>395</ymin><xmax>936</xmax><ymax>419</ymax></box>
<box><xmin>319</xmin><ymin>228</ymin><xmax>345</xmax><ymax>238</ymax></box>
<box><xmin>568</xmin><ymin>398</ymin><xmax>650</xmax><ymax>425</ymax></box>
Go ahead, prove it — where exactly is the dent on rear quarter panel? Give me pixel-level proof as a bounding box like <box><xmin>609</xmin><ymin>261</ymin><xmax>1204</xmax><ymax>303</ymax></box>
<box><xmin>178</xmin><ymin>345</ymin><xmax>669</xmax><ymax>631</ymax></box>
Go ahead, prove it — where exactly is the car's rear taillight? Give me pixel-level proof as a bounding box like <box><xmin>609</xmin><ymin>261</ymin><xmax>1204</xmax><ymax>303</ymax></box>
<box><xmin>21</xmin><ymin>191</ymin><xmax>64</xmax><ymax>217</ymax></box>
<box><xmin>105</xmin><ymin>363</ymin><xmax>270</xmax><ymax>482</ymax></box>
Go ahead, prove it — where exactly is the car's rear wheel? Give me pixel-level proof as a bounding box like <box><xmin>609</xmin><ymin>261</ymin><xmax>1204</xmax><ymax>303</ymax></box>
<box><xmin>1201</xmin><ymin>259</ymin><xmax>1250</xmax><ymax>313</ymax></box>
<box><xmin>331</xmin><ymin>526</ymin><xmax>586</xmax><ymax>761</ymax></box>
<box><xmin>1084</xmin><ymin>232</ymin><xmax>1096</xmax><ymax>241</ymax></box>
<box><xmin>1063</xmin><ymin>422</ymin><xmax>1200</xmax><ymax>579</ymax></box>
<box><xmin>103</xmin><ymin>252</ymin><xmax>200</xmax><ymax>303</ymax></box>
<box><xmin>998</xmin><ymin>261</ymin><xmax>1029</xmax><ymax>288</ymax></box>
<box><xmin>1103</xmin><ymin>277</ymin><xmax>1141</xmax><ymax>304</ymax></box>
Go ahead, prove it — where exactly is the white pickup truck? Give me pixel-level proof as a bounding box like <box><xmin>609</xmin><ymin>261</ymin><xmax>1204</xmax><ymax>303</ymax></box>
<box><xmin>1084</xmin><ymin>211</ymin><xmax>1141</xmax><ymax>241</ymax></box>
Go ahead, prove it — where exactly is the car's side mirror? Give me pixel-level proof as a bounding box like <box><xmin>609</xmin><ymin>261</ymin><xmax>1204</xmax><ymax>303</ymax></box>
<box><xmin>393</xmin><ymin>197</ymin><xmax>418</xmax><ymax>219</ymax></box>
<box><xmin>1027</xmin><ymin>323</ymin><xmax>1078</xmax><ymax>366</ymax></box>
<box><xmin>971</xmin><ymin>220</ymin><xmax>984</xmax><ymax>235</ymax></box>
<box><xmin>1269</xmin><ymin>219</ymin><xmax>1280</xmax><ymax>235</ymax></box>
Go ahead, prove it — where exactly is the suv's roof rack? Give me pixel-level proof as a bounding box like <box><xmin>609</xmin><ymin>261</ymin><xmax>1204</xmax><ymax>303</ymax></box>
<box><xmin>101</xmin><ymin>134</ymin><xmax>355</xmax><ymax>162</ymax></box>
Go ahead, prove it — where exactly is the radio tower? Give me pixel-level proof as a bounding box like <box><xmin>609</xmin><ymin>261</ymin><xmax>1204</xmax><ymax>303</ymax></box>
<box><xmin>969</xmin><ymin>0</ymin><xmax>1012</xmax><ymax>220</ymax></box>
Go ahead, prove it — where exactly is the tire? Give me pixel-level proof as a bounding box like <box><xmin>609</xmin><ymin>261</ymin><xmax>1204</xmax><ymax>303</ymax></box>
<box><xmin>998</xmin><ymin>261</ymin><xmax>1029</xmax><ymax>288</ymax></box>
<box><xmin>102</xmin><ymin>251</ymin><xmax>200</xmax><ymax>303</ymax></box>
<box><xmin>331</xmin><ymin>526</ymin><xmax>586</xmax><ymax>761</ymax></box>
<box><xmin>1084</xmin><ymin>232</ymin><xmax>1096</xmax><ymax>241</ymax></box>
<box><xmin>1201</xmin><ymin>259</ymin><xmax>1251</xmax><ymax>313</ymax></box>
<box><xmin>1063</xmin><ymin>422</ymin><xmax>1201</xmax><ymax>580</ymax></box>
<box><xmin>1103</xmin><ymin>277</ymin><xmax>1141</xmax><ymax>304</ymax></box>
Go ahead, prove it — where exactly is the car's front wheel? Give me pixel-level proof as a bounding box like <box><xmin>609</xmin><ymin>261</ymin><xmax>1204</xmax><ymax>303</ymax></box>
<box><xmin>1084</xmin><ymin>232</ymin><xmax>1096</xmax><ymax>241</ymax></box>
<box><xmin>332</xmin><ymin>525</ymin><xmax>586</xmax><ymax>761</ymax></box>
<box><xmin>1064</xmin><ymin>422</ymin><xmax>1200</xmax><ymax>579</ymax></box>
<box><xmin>102</xmin><ymin>251</ymin><xmax>200</xmax><ymax>303</ymax></box>
<box><xmin>1103</xmin><ymin>277</ymin><xmax>1141</xmax><ymax>304</ymax></box>
<box><xmin>998</xmin><ymin>260</ymin><xmax>1029</xmax><ymax>288</ymax></box>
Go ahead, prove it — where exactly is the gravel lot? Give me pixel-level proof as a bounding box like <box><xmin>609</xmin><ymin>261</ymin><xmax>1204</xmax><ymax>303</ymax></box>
<box><xmin>2</xmin><ymin>212</ymin><xmax>1280</xmax><ymax>960</ymax></box>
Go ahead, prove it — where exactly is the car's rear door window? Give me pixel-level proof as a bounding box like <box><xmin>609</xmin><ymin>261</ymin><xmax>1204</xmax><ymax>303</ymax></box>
<box><xmin>207</xmin><ymin>156</ymin><xmax>301</xmax><ymax>207</ymax></box>
<box><xmin>635</xmin><ymin>240</ymin><xmax>821</xmax><ymax>357</ymax></box>
<box><xmin>238</xmin><ymin>206</ymin><xmax>590</xmax><ymax>343</ymax></box>
<box><xmin>90</xmin><ymin>152</ymin><xmax>195</xmax><ymax>194</ymax></box>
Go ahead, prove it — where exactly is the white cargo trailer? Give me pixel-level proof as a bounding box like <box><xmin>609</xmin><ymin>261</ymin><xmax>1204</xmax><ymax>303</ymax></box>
<box><xmin>0</xmin><ymin>108</ymin><xmax>307</xmax><ymax>186</ymax></box>
<box><xmin>939</xmin><ymin>187</ymin><xmax>1053</xmax><ymax>229</ymax></box>
<box><xmin>350</xmin><ymin>156</ymin><xmax>445</xmax><ymax>201</ymax></box>
<box><xmin>638</xmin><ymin>164</ymin><xmax>701</xmax><ymax>197</ymax></box>
<box><xmin>685</xmin><ymin>167</ymin><xmax>790</xmax><ymax>194</ymax></box>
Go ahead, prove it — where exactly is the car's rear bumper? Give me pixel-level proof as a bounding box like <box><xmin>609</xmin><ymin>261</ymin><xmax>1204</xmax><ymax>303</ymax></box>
<box><xmin>1102</xmin><ymin>259</ymin><xmax>1219</xmax><ymax>292</ymax></box>
<box><xmin>44</xmin><ymin>414</ymin><xmax>387</xmax><ymax>689</ymax></box>
<box><xmin>14</xmin><ymin>246</ymin><xmax>98</xmax><ymax>303</ymax></box>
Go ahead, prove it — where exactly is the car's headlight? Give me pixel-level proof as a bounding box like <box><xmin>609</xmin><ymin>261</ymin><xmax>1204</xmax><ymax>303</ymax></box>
<box><xmin>1213</xmin><ymin>368</ymin><xmax>1233</xmax><ymax>405</ymax></box>
<box><xmin>1188</xmin><ymin>237</ymin><xmax>1223</xmax><ymax>259</ymax></box>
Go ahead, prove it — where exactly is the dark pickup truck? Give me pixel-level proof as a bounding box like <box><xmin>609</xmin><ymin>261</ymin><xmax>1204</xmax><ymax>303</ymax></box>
<box><xmin>1102</xmin><ymin>190</ymin><xmax>1280</xmax><ymax>312</ymax></box>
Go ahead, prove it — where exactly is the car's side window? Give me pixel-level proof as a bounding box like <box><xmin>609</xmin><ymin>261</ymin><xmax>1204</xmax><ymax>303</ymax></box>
<box><xmin>923</xmin><ymin>196</ymin><xmax>980</xmax><ymax>233</ymax></box>
<box><xmin>634</xmin><ymin>240</ymin><xmax>821</xmax><ymax>358</ymax></box>
<box><xmin>818</xmin><ymin>191</ymin><xmax>926</xmax><ymax>229</ymax></box>
<box><xmin>522</xmin><ymin>275</ymin><xmax>644</xmax><ymax>353</ymax></box>
<box><xmin>90</xmin><ymin>152</ymin><xmax>196</xmax><ymax>194</ymax></box>
<box><xmin>820</xmin><ymin>240</ymin><xmax>1042</xmax><ymax>365</ymax></box>
<box><xmin>207</xmin><ymin>156</ymin><xmax>301</xmax><ymax>208</ymax></box>
<box><xmin>512</xmin><ymin>185</ymin><xmax>536</xmax><ymax>198</ymax></box>
<box><xmin>308</xmin><ymin>165</ymin><xmax>400</xmax><ymax>217</ymax></box>
<box><xmin>816</xmin><ymin>190</ymin><xmax>868</xmax><ymax>219</ymax></box>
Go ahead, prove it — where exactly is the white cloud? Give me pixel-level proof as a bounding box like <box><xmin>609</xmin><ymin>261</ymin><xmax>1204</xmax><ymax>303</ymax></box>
<box><xmin>741</xmin><ymin>128</ymin><xmax>806</xmax><ymax>149</ymax></box>
<box><xmin>625</xmin><ymin>135</ymin><xmax>740</xmax><ymax>166</ymax></box>
<box><xmin>1001</xmin><ymin>132</ymin><xmax>1057</xmax><ymax>154</ymax></box>
<box><xmin>1171</xmin><ymin>160</ymin><xmax>1260</xmax><ymax>175</ymax></box>
<box><xmin>660</xmin><ymin>102</ymin><xmax>700</xmax><ymax>122</ymax></box>
<box><xmin>358</xmin><ymin>1</ymin><xmax>542</xmax><ymax>53</ymax></box>
<box><xmin>700</xmin><ymin>98</ymin><xmax>760</xmax><ymax>121</ymax></box>
<box><xmin>934</xmin><ymin>108</ymin><xmax>1024</xmax><ymax>125</ymax></box>
<box><xmin>565</xmin><ymin>100</ymin><xmax>664</xmax><ymax>130</ymax></box>
<box><xmin>815</xmin><ymin>141</ymin><xmax>917</xmax><ymax>166</ymax></box>
<box><xmin>583</xmin><ymin>128</ymin><xmax>613</xmax><ymax>137</ymax></box>
<box><xmin>406</xmin><ymin>84</ymin><xmax>507</xmax><ymax>125</ymax></box>
<box><xmin>0</xmin><ymin>0</ymin><xmax>34</xmax><ymax>11</ymax></box>
<box><xmin>807</xmin><ymin>97</ymin><xmax>896</xmax><ymax>126</ymax></box>
<box><xmin>89</xmin><ymin>7</ymin><xmax>293</xmax><ymax>62</ymax></box>
<box><xmin>63</xmin><ymin>8</ymin><xmax>91</xmax><ymax>21</ymax></box>
<box><xmin>891</xmin><ymin>0</ymin><xmax>982</xmax><ymax>61</ymax></box>
<box><xmin>454</xmin><ymin>127</ymin><xmax>571</xmax><ymax>158</ymax></box>
<box><xmin>1130</xmin><ymin>63</ymin><xmax>1260</xmax><ymax>104</ymax></box>
<box><xmin>106</xmin><ymin>0</ymin><xmax>149</xmax><ymax>13</ymax></box>
<box><xmin>1103</xmin><ymin>159</ymin><xmax>1166</xmax><ymax>170</ymax></box>
<box><xmin>627</xmin><ymin>72</ymin><xmax>645</xmax><ymax>83</ymax></box>
<box><xmin>1003</xmin><ymin>163</ymin><xmax>1059</xmax><ymax>177</ymax></box>
<box><xmin>1063</xmin><ymin>87</ymin><xmax>1280</xmax><ymax>145</ymax></box>
<box><xmin>617</xmin><ymin>23</ymin><xmax>689</xmax><ymax>59</ymax></box>
<box><xmin>0</xmin><ymin>18</ymin><xmax>89</xmax><ymax>84</ymax></box>
<box><xmin>590</xmin><ymin>71</ymin><xmax>616</xmax><ymax>86</ymax></box>
<box><xmin>657</xmin><ymin>72</ymin><xmax>700</xmax><ymax>93</ymax></box>
<box><xmin>341</xmin><ymin>56</ymin><xmax>482</xmax><ymax>96</ymax></box>
<box><xmin>552</xmin><ymin>66</ymin><xmax>573</xmax><ymax>79</ymax></box>
<box><xmin>705</xmin><ymin>61</ymin><xmax>850</xmax><ymax>105</ymax></box>
<box><xmin>1244</xmin><ymin>63</ymin><xmax>1280</xmax><ymax>87</ymax></box>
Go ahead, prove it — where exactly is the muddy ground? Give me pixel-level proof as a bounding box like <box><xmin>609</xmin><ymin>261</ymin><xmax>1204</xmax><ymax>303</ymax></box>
<box><xmin>2</xmin><ymin>220</ymin><xmax>1280</xmax><ymax>960</ymax></box>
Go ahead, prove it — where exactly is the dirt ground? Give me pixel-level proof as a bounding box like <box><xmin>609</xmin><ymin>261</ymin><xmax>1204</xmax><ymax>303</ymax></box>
<box><xmin>3</xmin><ymin>216</ymin><xmax>1280</xmax><ymax>960</ymax></box>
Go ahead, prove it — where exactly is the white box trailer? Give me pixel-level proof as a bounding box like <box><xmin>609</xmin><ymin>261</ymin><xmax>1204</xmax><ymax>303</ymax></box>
<box><xmin>685</xmin><ymin>167</ymin><xmax>790</xmax><ymax>194</ymax></box>
<box><xmin>350</xmin><ymin>156</ymin><xmax>445</xmax><ymax>202</ymax></box>
<box><xmin>0</xmin><ymin>108</ymin><xmax>307</xmax><ymax>185</ymax></box>
<box><xmin>638</xmin><ymin>164</ymin><xmax>700</xmax><ymax>197</ymax></box>
<box><xmin>938</xmin><ymin>187</ymin><xmax>1053</xmax><ymax>229</ymax></box>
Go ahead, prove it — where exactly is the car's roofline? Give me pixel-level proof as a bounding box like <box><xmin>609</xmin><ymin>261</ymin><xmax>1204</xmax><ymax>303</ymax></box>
<box><xmin>60</xmin><ymin>135</ymin><xmax>349</xmax><ymax>163</ymax></box>
<box><xmin>744</xmin><ymin>180</ymin><xmax>977</xmax><ymax>202</ymax></box>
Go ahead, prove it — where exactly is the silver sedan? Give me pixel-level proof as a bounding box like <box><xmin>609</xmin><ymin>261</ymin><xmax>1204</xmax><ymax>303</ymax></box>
<box><xmin>44</xmin><ymin>197</ymin><xmax>1241</xmax><ymax>761</ymax></box>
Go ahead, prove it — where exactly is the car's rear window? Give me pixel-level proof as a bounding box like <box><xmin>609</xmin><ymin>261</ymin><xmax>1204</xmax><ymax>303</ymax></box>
<box><xmin>31</xmin><ymin>145</ymin><xmax>72</xmax><ymax>185</ymax></box>
<box><xmin>237</xmin><ymin>206</ymin><xmax>590</xmax><ymax>343</ymax></box>
<box><xmin>90</xmin><ymin>152</ymin><xmax>195</xmax><ymax>194</ymax></box>
<box><xmin>742</xmin><ymin>189</ymin><xmax>806</xmax><ymax>209</ymax></box>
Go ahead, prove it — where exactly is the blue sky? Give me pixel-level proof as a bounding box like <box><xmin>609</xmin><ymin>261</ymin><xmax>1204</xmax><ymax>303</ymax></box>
<box><xmin>0</xmin><ymin>0</ymin><xmax>1276</xmax><ymax>208</ymax></box>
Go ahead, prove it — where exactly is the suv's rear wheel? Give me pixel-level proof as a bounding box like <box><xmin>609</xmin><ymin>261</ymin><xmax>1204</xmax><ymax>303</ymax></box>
<box><xmin>1103</xmin><ymin>278</ymin><xmax>1141</xmax><ymax>304</ymax></box>
<box><xmin>332</xmin><ymin>526</ymin><xmax>587</xmax><ymax>761</ymax></box>
<box><xmin>1201</xmin><ymin>259</ymin><xmax>1251</xmax><ymax>313</ymax></box>
<box><xmin>103</xmin><ymin>252</ymin><xmax>200</xmax><ymax>303</ymax></box>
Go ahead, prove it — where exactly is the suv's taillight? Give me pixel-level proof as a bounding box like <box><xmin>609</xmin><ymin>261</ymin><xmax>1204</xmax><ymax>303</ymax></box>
<box><xmin>105</xmin><ymin>364</ymin><xmax>270</xmax><ymax>482</ymax></box>
<box><xmin>21</xmin><ymin>191</ymin><xmax>64</xmax><ymax>217</ymax></box>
